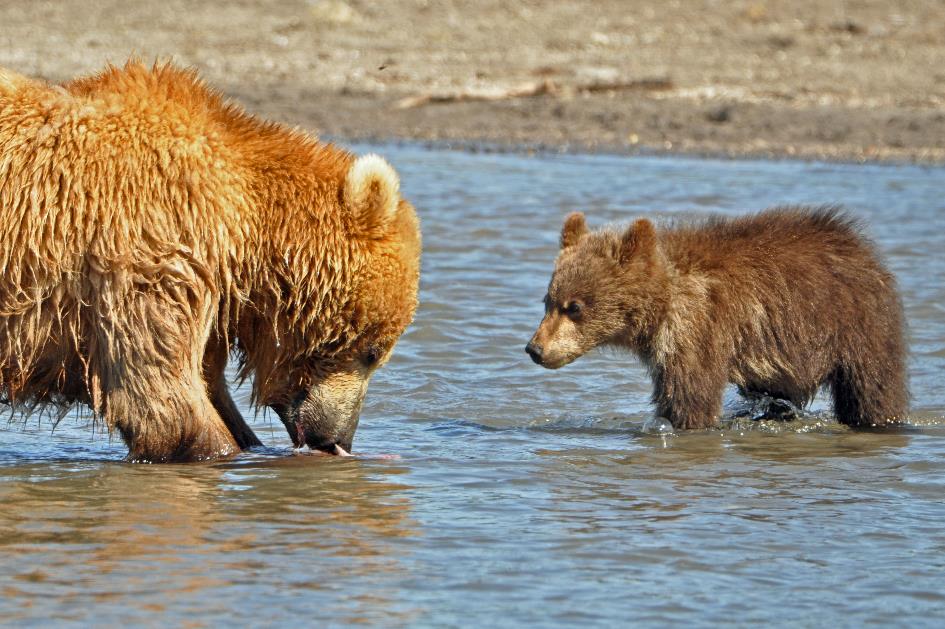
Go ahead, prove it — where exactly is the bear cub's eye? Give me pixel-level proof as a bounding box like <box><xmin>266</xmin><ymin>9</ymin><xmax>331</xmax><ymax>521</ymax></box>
<box><xmin>563</xmin><ymin>301</ymin><xmax>583</xmax><ymax>318</ymax></box>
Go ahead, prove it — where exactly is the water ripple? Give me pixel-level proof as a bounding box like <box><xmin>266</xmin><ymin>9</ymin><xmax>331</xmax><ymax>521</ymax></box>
<box><xmin>2</xmin><ymin>146</ymin><xmax>945</xmax><ymax>626</ymax></box>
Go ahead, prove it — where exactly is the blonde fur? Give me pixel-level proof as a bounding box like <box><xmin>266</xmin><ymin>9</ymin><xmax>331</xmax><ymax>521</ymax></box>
<box><xmin>344</xmin><ymin>153</ymin><xmax>401</xmax><ymax>236</ymax></box>
<box><xmin>0</xmin><ymin>61</ymin><xmax>421</xmax><ymax>461</ymax></box>
<box><xmin>0</xmin><ymin>69</ymin><xmax>34</xmax><ymax>93</ymax></box>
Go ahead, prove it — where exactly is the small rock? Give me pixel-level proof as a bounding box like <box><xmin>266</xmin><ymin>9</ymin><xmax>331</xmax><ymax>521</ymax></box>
<box><xmin>309</xmin><ymin>0</ymin><xmax>362</xmax><ymax>25</ymax></box>
<box><xmin>706</xmin><ymin>105</ymin><xmax>732</xmax><ymax>123</ymax></box>
<box><xmin>829</xmin><ymin>19</ymin><xmax>864</xmax><ymax>35</ymax></box>
<box><xmin>743</xmin><ymin>3</ymin><xmax>767</xmax><ymax>22</ymax></box>
<box><xmin>767</xmin><ymin>34</ymin><xmax>795</xmax><ymax>49</ymax></box>
<box><xmin>575</xmin><ymin>66</ymin><xmax>620</xmax><ymax>84</ymax></box>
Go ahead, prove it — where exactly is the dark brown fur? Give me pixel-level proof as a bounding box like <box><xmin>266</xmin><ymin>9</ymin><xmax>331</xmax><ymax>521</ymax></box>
<box><xmin>527</xmin><ymin>206</ymin><xmax>908</xmax><ymax>429</ymax></box>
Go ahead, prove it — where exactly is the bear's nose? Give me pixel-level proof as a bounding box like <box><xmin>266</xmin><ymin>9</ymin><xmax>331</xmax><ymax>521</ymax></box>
<box><xmin>525</xmin><ymin>342</ymin><xmax>543</xmax><ymax>364</ymax></box>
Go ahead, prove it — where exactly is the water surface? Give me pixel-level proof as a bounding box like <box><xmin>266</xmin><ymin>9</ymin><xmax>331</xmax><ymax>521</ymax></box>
<box><xmin>2</xmin><ymin>147</ymin><xmax>944</xmax><ymax>626</ymax></box>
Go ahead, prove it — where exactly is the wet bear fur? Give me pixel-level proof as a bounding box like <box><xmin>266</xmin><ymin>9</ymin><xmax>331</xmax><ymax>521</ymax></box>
<box><xmin>527</xmin><ymin>206</ymin><xmax>907</xmax><ymax>429</ymax></box>
<box><xmin>0</xmin><ymin>61</ymin><xmax>421</xmax><ymax>461</ymax></box>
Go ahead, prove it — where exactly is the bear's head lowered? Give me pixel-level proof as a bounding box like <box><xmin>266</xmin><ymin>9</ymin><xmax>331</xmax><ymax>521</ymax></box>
<box><xmin>237</xmin><ymin>153</ymin><xmax>420</xmax><ymax>454</ymax></box>
<box><xmin>526</xmin><ymin>212</ymin><xmax>665</xmax><ymax>369</ymax></box>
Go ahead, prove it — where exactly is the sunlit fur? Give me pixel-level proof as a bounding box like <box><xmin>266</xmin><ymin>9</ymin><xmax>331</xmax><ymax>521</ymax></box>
<box><xmin>530</xmin><ymin>207</ymin><xmax>908</xmax><ymax>429</ymax></box>
<box><xmin>0</xmin><ymin>61</ymin><xmax>420</xmax><ymax>461</ymax></box>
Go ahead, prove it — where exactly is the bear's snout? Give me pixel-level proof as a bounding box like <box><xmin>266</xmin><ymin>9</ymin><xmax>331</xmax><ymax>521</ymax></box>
<box><xmin>525</xmin><ymin>341</ymin><xmax>543</xmax><ymax>365</ymax></box>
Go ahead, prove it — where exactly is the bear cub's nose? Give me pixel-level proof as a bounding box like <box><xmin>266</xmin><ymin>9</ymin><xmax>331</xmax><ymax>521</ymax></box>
<box><xmin>525</xmin><ymin>342</ymin><xmax>543</xmax><ymax>364</ymax></box>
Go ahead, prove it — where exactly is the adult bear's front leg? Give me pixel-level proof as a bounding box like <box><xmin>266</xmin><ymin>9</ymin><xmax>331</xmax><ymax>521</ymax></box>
<box><xmin>203</xmin><ymin>332</ymin><xmax>262</xmax><ymax>450</ymax></box>
<box><xmin>89</xmin><ymin>266</ymin><xmax>241</xmax><ymax>462</ymax></box>
<box><xmin>107</xmin><ymin>378</ymin><xmax>240</xmax><ymax>462</ymax></box>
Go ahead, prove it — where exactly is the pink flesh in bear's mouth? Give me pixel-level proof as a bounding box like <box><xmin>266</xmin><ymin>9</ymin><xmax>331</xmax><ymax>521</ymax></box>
<box><xmin>294</xmin><ymin>420</ymin><xmax>351</xmax><ymax>456</ymax></box>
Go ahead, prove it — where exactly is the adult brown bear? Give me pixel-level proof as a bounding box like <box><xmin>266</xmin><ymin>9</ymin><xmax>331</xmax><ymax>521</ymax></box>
<box><xmin>526</xmin><ymin>207</ymin><xmax>907</xmax><ymax>429</ymax></box>
<box><xmin>0</xmin><ymin>62</ymin><xmax>421</xmax><ymax>462</ymax></box>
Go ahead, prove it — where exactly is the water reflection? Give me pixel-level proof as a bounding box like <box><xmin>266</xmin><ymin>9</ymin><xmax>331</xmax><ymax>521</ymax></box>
<box><xmin>0</xmin><ymin>456</ymin><xmax>418</xmax><ymax>624</ymax></box>
<box><xmin>2</xmin><ymin>146</ymin><xmax>944</xmax><ymax>625</ymax></box>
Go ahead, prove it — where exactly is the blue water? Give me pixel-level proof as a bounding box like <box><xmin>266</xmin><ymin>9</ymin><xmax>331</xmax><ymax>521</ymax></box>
<box><xmin>2</xmin><ymin>146</ymin><xmax>944</xmax><ymax>627</ymax></box>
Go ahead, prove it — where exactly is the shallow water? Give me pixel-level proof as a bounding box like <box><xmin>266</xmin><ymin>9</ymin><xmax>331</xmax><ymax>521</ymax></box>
<box><xmin>2</xmin><ymin>147</ymin><xmax>944</xmax><ymax>626</ymax></box>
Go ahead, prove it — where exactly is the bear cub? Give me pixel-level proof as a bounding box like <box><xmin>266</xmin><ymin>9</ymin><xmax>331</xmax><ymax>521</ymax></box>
<box><xmin>526</xmin><ymin>206</ymin><xmax>907</xmax><ymax>429</ymax></box>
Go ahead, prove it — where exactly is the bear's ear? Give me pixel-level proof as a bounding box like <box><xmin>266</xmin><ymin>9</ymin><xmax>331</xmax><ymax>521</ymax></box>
<box><xmin>560</xmin><ymin>212</ymin><xmax>588</xmax><ymax>250</ymax></box>
<box><xmin>0</xmin><ymin>69</ymin><xmax>34</xmax><ymax>94</ymax></box>
<box><xmin>618</xmin><ymin>219</ymin><xmax>656</xmax><ymax>264</ymax></box>
<box><xmin>344</xmin><ymin>154</ymin><xmax>401</xmax><ymax>236</ymax></box>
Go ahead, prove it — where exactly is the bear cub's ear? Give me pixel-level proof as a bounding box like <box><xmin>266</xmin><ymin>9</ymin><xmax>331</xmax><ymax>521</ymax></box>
<box><xmin>344</xmin><ymin>154</ymin><xmax>401</xmax><ymax>236</ymax></box>
<box><xmin>619</xmin><ymin>218</ymin><xmax>656</xmax><ymax>264</ymax></box>
<box><xmin>560</xmin><ymin>212</ymin><xmax>588</xmax><ymax>250</ymax></box>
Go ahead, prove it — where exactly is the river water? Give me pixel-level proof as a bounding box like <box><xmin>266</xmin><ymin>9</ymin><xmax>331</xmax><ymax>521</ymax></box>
<box><xmin>1</xmin><ymin>146</ymin><xmax>944</xmax><ymax>627</ymax></box>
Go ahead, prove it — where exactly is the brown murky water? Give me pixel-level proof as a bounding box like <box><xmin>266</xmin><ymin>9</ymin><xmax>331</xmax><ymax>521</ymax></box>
<box><xmin>2</xmin><ymin>146</ymin><xmax>944</xmax><ymax>626</ymax></box>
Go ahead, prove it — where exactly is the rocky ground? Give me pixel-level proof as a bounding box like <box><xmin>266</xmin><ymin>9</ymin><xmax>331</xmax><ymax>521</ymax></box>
<box><xmin>2</xmin><ymin>0</ymin><xmax>943</xmax><ymax>162</ymax></box>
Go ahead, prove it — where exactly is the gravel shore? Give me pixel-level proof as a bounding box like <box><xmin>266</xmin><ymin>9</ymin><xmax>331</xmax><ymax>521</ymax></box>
<box><xmin>2</xmin><ymin>0</ymin><xmax>943</xmax><ymax>162</ymax></box>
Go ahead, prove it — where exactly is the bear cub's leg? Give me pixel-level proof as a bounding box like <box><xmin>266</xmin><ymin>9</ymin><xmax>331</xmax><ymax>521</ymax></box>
<box><xmin>652</xmin><ymin>365</ymin><xmax>728</xmax><ymax>430</ymax></box>
<box><xmin>830</xmin><ymin>353</ymin><xmax>908</xmax><ymax>427</ymax></box>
